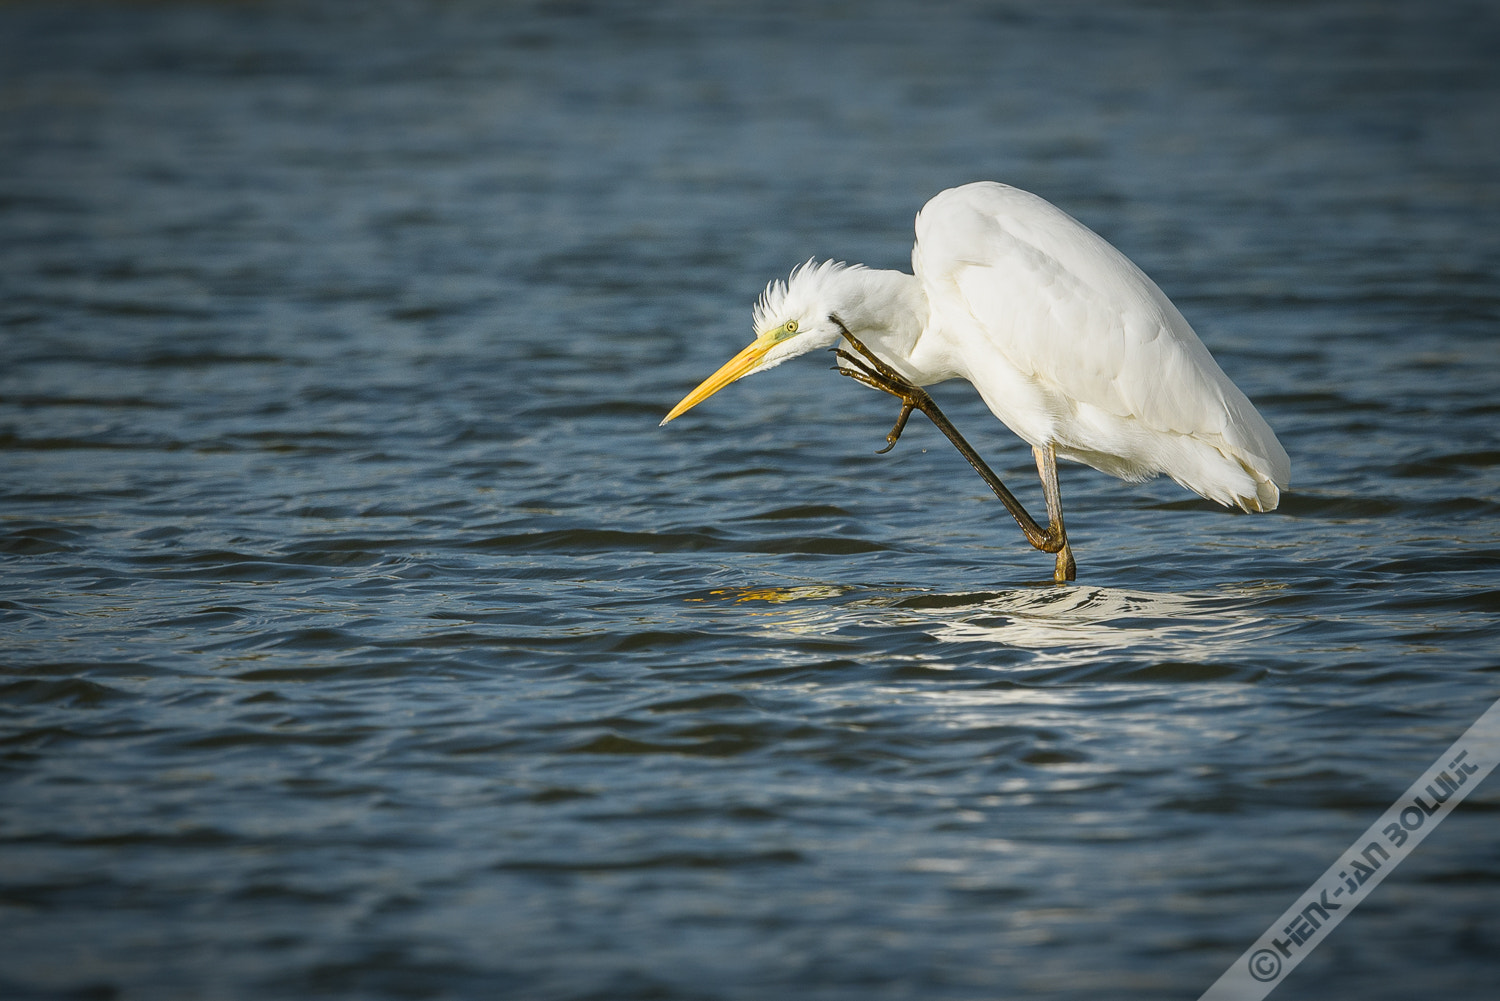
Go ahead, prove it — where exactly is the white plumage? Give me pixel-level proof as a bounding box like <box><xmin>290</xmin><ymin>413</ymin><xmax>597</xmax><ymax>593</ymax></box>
<box><xmin>663</xmin><ymin>181</ymin><xmax>1289</xmax><ymax>578</ymax></box>
<box><xmin>913</xmin><ymin>183</ymin><xmax>1288</xmax><ymax>511</ymax></box>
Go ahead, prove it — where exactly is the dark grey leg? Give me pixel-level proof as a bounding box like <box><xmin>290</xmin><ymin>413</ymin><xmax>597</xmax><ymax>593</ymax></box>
<box><xmin>829</xmin><ymin>315</ymin><xmax>1075</xmax><ymax>582</ymax></box>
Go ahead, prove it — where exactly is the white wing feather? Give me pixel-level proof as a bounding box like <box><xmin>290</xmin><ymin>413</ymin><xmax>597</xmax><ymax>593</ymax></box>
<box><xmin>914</xmin><ymin>183</ymin><xmax>1289</xmax><ymax>510</ymax></box>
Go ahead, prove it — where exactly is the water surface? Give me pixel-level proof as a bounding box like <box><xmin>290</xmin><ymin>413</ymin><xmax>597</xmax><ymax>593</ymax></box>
<box><xmin>2</xmin><ymin>2</ymin><xmax>1499</xmax><ymax>999</ymax></box>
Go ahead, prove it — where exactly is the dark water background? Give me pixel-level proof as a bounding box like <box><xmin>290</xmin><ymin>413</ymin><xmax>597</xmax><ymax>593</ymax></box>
<box><xmin>3</xmin><ymin>2</ymin><xmax>1499</xmax><ymax>999</ymax></box>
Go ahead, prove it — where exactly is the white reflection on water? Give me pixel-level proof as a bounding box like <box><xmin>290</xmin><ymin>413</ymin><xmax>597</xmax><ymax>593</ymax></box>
<box><xmin>916</xmin><ymin>585</ymin><xmax>1285</xmax><ymax>669</ymax></box>
<box><xmin>711</xmin><ymin>582</ymin><xmax>1287</xmax><ymax>671</ymax></box>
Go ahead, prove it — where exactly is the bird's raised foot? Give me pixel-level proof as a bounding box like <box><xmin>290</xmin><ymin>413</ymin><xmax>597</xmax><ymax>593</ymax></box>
<box><xmin>829</xmin><ymin>318</ymin><xmax>918</xmax><ymax>389</ymax></box>
<box><xmin>827</xmin><ymin>317</ymin><xmax>934</xmax><ymax>455</ymax></box>
<box><xmin>832</xmin><ymin>348</ymin><xmax>926</xmax><ymax>453</ymax></box>
<box><xmin>830</xmin><ymin>347</ymin><xmax>925</xmax><ymax>402</ymax></box>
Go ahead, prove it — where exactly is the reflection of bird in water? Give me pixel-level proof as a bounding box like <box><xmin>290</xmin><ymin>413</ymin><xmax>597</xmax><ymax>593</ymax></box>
<box><xmin>662</xmin><ymin>182</ymin><xmax>1290</xmax><ymax>582</ymax></box>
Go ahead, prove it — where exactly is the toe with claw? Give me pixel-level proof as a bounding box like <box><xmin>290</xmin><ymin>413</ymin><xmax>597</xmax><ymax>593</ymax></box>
<box><xmin>827</xmin><ymin>317</ymin><xmax>930</xmax><ymax>454</ymax></box>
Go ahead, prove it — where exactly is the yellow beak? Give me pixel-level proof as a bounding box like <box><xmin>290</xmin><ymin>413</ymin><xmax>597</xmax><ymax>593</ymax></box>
<box><xmin>659</xmin><ymin>336</ymin><xmax>776</xmax><ymax>425</ymax></box>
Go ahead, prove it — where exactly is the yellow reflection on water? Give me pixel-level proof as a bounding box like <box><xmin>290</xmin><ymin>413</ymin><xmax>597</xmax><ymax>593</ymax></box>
<box><xmin>705</xmin><ymin>585</ymin><xmax>854</xmax><ymax>604</ymax></box>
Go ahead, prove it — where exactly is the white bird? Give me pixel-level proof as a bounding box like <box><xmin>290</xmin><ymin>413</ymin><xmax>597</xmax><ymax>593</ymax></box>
<box><xmin>661</xmin><ymin>182</ymin><xmax>1289</xmax><ymax>582</ymax></box>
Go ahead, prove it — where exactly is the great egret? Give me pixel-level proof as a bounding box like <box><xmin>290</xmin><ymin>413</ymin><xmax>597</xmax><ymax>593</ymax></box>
<box><xmin>661</xmin><ymin>182</ymin><xmax>1289</xmax><ymax>582</ymax></box>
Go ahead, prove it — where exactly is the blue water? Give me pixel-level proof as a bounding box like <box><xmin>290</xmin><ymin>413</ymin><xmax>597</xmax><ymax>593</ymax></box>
<box><xmin>2</xmin><ymin>2</ymin><xmax>1499</xmax><ymax>999</ymax></box>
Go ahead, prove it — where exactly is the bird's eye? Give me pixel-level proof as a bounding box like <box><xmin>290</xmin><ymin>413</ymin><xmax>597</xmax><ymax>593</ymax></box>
<box><xmin>784</xmin><ymin>319</ymin><xmax>798</xmax><ymax>334</ymax></box>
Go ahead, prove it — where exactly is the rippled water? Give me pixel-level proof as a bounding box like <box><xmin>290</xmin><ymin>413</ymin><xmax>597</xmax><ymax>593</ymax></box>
<box><xmin>3</xmin><ymin>2</ymin><xmax>1499</xmax><ymax>999</ymax></box>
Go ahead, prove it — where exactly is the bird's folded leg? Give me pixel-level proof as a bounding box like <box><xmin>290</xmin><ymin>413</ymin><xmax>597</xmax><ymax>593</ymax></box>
<box><xmin>829</xmin><ymin>314</ymin><xmax>1076</xmax><ymax>583</ymax></box>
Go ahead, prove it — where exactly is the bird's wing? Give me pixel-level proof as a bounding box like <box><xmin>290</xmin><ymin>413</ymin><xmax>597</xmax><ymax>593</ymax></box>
<box><xmin>914</xmin><ymin>182</ymin><xmax>1244</xmax><ymax>441</ymax></box>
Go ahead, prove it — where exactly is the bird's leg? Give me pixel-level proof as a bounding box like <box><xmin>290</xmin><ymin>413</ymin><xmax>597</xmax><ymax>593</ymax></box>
<box><xmin>831</xmin><ymin>350</ymin><xmax>917</xmax><ymax>453</ymax></box>
<box><xmin>829</xmin><ymin>316</ymin><xmax>1074</xmax><ymax>581</ymax></box>
<box><xmin>828</xmin><ymin>341</ymin><xmax>925</xmax><ymax>451</ymax></box>
<box><xmin>1032</xmin><ymin>443</ymin><xmax>1075</xmax><ymax>582</ymax></box>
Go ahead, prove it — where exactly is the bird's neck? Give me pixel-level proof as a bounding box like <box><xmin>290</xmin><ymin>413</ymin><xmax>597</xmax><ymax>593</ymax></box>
<box><xmin>829</xmin><ymin>268</ymin><xmax>927</xmax><ymax>364</ymax></box>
